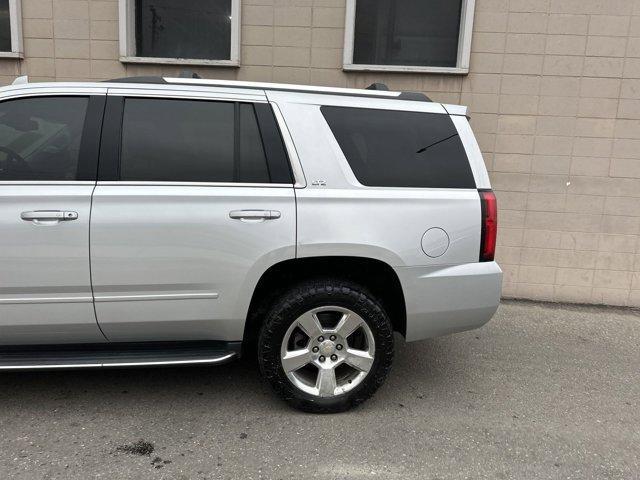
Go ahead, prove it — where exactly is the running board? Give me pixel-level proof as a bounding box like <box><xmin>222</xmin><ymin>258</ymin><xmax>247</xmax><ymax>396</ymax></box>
<box><xmin>0</xmin><ymin>341</ymin><xmax>240</xmax><ymax>371</ymax></box>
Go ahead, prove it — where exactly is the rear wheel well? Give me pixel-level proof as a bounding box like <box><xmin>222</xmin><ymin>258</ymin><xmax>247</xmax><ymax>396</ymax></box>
<box><xmin>243</xmin><ymin>257</ymin><xmax>406</xmax><ymax>353</ymax></box>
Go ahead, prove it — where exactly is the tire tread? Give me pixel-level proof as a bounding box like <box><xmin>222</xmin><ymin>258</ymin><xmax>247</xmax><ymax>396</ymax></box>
<box><xmin>258</xmin><ymin>278</ymin><xmax>394</xmax><ymax>413</ymax></box>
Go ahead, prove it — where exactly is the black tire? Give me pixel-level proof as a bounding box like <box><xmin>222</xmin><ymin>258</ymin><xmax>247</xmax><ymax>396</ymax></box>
<box><xmin>258</xmin><ymin>278</ymin><xmax>394</xmax><ymax>413</ymax></box>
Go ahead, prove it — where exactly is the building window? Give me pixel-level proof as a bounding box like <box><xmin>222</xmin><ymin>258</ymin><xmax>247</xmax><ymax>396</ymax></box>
<box><xmin>0</xmin><ymin>0</ymin><xmax>23</xmax><ymax>58</ymax></box>
<box><xmin>119</xmin><ymin>0</ymin><xmax>240</xmax><ymax>66</ymax></box>
<box><xmin>343</xmin><ymin>0</ymin><xmax>475</xmax><ymax>74</ymax></box>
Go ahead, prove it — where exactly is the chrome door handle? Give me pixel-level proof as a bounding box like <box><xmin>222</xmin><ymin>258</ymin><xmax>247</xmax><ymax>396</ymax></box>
<box><xmin>229</xmin><ymin>210</ymin><xmax>281</xmax><ymax>221</ymax></box>
<box><xmin>21</xmin><ymin>210</ymin><xmax>78</xmax><ymax>222</ymax></box>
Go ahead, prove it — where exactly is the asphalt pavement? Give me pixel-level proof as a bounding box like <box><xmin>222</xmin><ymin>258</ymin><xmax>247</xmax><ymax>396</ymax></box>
<box><xmin>0</xmin><ymin>300</ymin><xmax>638</xmax><ymax>479</ymax></box>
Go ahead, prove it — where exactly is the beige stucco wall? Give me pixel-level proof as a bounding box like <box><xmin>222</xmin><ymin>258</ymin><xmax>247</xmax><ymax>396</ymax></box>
<box><xmin>2</xmin><ymin>0</ymin><xmax>640</xmax><ymax>306</ymax></box>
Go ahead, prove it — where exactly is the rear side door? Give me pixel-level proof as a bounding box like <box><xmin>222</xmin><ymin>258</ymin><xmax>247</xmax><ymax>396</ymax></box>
<box><xmin>0</xmin><ymin>88</ymin><xmax>107</xmax><ymax>345</ymax></box>
<box><xmin>90</xmin><ymin>88</ymin><xmax>296</xmax><ymax>342</ymax></box>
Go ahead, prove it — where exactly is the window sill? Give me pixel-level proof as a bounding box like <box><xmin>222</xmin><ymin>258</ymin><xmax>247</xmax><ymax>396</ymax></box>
<box><xmin>343</xmin><ymin>64</ymin><xmax>469</xmax><ymax>75</ymax></box>
<box><xmin>0</xmin><ymin>51</ymin><xmax>23</xmax><ymax>59</ymax></box>
<box><xmin>120</xmin><ymin>56</ymin><xmax>240</xmax><ymax>67</ymax></box>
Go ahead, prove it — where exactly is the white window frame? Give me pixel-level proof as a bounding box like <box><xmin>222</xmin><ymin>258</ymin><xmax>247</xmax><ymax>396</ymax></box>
<box><xmin>0</xmin><ymin>0</ymin><xmax>23</xmax><ymax>59</ymax></box>
<box><xmin>342</xmin><ymin>0</ymin><xmax>475</xmax><ymax>75</ymax></box>
<box><xmin>118</xmin><ymin>0</ymin><xmax>240</xmax><ymax>67</ymax></box>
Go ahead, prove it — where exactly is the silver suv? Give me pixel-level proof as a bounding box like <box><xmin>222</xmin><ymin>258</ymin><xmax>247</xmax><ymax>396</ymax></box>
<box><xmin>0</xmin><ymin>76</ymin><xmax>501</xmax><ymax>413</ymax></box>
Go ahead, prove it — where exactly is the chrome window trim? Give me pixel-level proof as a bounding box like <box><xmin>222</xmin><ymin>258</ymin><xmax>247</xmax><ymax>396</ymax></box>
<box><xmin>270</xmin><ymin>102</ymin><xmax>307</xmax><ymax>188</ymax></box>
<box><xmin>96</xmin><ymin>181</ymin><xmax>294</xmax><ymax>188</ymax></box>
<box><xmin>0</xmin><ymin>87</ymin><xmax>108</xmax><ymax>100</ymax></box>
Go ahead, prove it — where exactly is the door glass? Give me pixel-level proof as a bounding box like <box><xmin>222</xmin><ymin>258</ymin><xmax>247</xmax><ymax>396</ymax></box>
<box><xmin>238</xmin><ymin>103</ymin><xmax>270</xmax><ymax>183</ymax></box>
<box><xmin>0</xmin><ymin>96</ymin><xmax>89</xmax><ymax>180</ymax></box>
<box><xmin>120</xmin><ymin>98</ymin><xmax>271</xmax><ymax>183</ymax></box>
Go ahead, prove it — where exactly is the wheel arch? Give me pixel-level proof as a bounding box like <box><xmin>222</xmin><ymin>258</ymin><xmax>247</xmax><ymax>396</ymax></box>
<box><xmin>242</xmin><ymin>256</ymin><xmax>407</xmax><ymax>354</ymax></box>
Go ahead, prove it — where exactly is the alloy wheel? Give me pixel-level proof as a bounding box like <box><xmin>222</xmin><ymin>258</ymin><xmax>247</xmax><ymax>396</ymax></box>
<box><xmin>280</xmin><ymin>306</ymin><xmax>376</xmax><ymax>397</ymax></box>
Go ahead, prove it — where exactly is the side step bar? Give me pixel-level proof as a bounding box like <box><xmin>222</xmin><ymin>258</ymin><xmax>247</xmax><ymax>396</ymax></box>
<box><xmin>0</xmin><ymin>341</ymin><xmax>240</xmax><ymax>371</ymax></box>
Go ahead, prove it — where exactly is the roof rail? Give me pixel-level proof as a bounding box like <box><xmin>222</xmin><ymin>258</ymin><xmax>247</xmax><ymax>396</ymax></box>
<box><xmin>106</xmin><ymin>76</ymin><xmax>167</xmax><ymax>84</ymax></box>
<box><xmin>104</xmin><ymin>76</ymin><xmax>432</xmax><ymax>102</ymax></box>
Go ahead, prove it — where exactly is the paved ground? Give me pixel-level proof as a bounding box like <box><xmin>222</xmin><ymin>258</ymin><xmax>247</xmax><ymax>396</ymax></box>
<box><xmin>0</xmin><ymin>300</ymin><xmax>638</xmax><ymax>480</ymax></box>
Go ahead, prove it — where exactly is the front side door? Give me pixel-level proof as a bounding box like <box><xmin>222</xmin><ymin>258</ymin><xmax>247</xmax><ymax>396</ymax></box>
<box><xmin>90</xmin><ymin>91</ymin><xmax>296</xmax><ymax>342</ymax></box>
<box><xmin>0</xmin><ymin>91</ymin><xmax>107</xmax><ymax>345</ymax></box>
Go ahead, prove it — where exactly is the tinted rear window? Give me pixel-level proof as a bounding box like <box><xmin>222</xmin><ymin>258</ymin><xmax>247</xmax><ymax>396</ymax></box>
<box><xmin>321</xmin><ymin>106</ymin><xmax>475</xmax><ymax>189</ymax></box>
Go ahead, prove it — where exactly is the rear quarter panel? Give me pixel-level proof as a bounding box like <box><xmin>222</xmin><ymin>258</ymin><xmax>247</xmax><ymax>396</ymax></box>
<box><xmin>296</xmin><ymin>187</ymin><xmax>481</xmax><ymax>267</ymax></box>
<box><xmin>271</xmin><ymin>94</ymin><xmax>501</xmax><ymax>341</ymax></box>
<box><xmin>271</xmin><ymin>97</ymin><xmax>482</xmax><ymax>268</ymax></box>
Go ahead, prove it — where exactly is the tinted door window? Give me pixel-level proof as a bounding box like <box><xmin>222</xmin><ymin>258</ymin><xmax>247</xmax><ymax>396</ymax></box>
<box><xmin>120</xmin><ymin>98</ymin><xmax>271</xmax><ymax>183</ymax></box>
<box><xmin>321</xmin><ymin>106</ymin><xmax>475</xmax><ymax>189</ymax></box>
<box><xmin>0</xmin><ymin>96</ymin><xmax>89</xmax><ymax>180</ymax></box>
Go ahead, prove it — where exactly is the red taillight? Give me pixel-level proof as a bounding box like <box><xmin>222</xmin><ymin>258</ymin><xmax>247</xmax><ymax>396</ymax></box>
<box><xmin>479</xmin><ymin>189</ymin><xmax>497</xmax><ymax>262</ymax></box>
